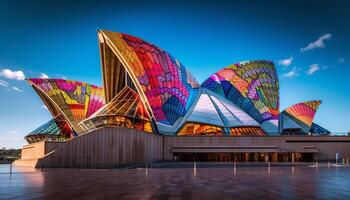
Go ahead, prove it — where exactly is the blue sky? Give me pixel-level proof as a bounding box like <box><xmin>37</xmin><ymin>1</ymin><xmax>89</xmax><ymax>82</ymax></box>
<box><xmin>0</xmin><ymin>0</ymin><xmax>349</xmax><ymax>148</ymax></box>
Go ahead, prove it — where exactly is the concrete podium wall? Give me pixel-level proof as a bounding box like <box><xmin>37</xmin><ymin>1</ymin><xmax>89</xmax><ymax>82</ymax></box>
<box><xmin>15</xmin><ymin>127</ymin><xmax>350</xmax><ymax>168</ymax></box>
<box><xmin>36</xmin><ymin>127</ymin><xmax>163</xmax><ymax>168</ymax></box>
<box><xmin>21</xmin><ymin>141</ymin><xmax>46</xmax><ymax>160</ymax></box>
<box><xmin>14</xmin><ymin>141</ymin><xmax>65</xmax><ymax>167</ymax></box>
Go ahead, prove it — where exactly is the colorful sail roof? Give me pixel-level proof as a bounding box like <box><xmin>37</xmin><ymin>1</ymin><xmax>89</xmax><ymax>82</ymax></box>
<box><xmin>98</xmin><ymin>30</ymin><xmax>199</xmax><ymax>127</ymax></box>
<box><xmin>23</xmin><ymin>30</ymin><xmax>332</xmax><ymax>140</ymax></box>
<box><xmin>283</xmin><ymin>100</ymin><xmax>321</xmax><ymax>128</ymax></box>
<box><xmin>27</xmin><ymin>78</ymin><xmax>105</xmax><ymax>133</ymax></box>
<box><xmin>25</xmin><ymin>116</ymin><xmax>74</xmax><ymax>144</ymax></box>
<box><xmin>202</xmin><ymin>60</ymin><xmax>279</xmax><ymax>126</ymax></box>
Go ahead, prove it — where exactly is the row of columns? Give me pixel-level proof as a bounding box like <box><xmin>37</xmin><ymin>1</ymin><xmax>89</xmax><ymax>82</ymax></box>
<box><xmin>244</xmin><ymin>152</ymin><xmax>295</xmax><ymax>162</ymax></box>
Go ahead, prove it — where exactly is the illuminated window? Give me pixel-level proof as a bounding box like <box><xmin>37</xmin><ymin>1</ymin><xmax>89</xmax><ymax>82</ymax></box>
<box><xmin>80</xmin><ymin>87</ymin><xmax>152</xmax><ymax>133</ymax></box>
<box><xmin>230</xmin><ymin>127</ymin><xmax>265</xmax><ymax>136</ymax></box>
<box><xmin>178</xmin><ymin>123</ymin><xmax>223</xmax><ymax>136</ymax></box>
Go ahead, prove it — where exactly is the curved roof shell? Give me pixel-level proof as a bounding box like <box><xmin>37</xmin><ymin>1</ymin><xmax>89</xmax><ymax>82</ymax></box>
<box><xmin>25</xmin><ymin>115</ymin><xmax>74</xmax><ymax>144</ymax></box>
<box><xmin>24</xmin><ymin>30</ymin><xmax>331</xmax><ymax>139</ymax></box>
<box><xmin>201</xmin><ymin>60</ymin><xmax>279</xmax><ymax>133</ymax></box>
<box><xmin>281</xmin><ymin>100</ymin><xmax>321</xmax><ymax>133</ymax></box>
<box><xmin>27</xmin><ymin>78</ymin><xmax>105</xmax><ymax>134</ymax></box>
<box><xmin>98</xmin><ymin>30</ymin><xmax>199</xmax><ymax>129</ymax></box>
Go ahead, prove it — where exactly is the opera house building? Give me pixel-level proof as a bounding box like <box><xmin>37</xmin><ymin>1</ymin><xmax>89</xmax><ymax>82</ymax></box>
<box><xmin>14</xmin><ymin>30</ymin><xmax>350</xmax><ymax>168</ymax></box>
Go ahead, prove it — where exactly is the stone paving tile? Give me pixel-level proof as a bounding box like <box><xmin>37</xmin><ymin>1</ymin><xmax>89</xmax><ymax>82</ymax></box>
<box><xmin>1</xmin><ymin>164</ymin><xmax>350</xmax><ymax>199</ymax></box>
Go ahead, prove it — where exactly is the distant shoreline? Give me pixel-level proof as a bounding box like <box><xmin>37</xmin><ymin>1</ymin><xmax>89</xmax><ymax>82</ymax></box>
<box><xmin>0</xmin><ymin>161</ymin><xmax>12</xmax><ymax>164</ymax></box>
<box><xmin>0</xmin><ymin>149</ymin><xmax>21</xmax><ymax>164</ymax></box>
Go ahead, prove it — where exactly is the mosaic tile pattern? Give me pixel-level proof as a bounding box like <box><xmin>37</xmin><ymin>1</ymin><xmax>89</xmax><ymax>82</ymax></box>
<box><xmin>25</xmin><ymin>116</ymin><xmax>74</xmax><ymax>143</ymax></box>
<box><xmin>202</xmin><ymin>60</ymin><xmax>279</xmax><ymax>124</ymax></box>
<box><xmin>29</xmin><ymin>79</ymin><xmax>105</xmax><ymax>126</ymax></box>
<box><xmin>284</xmin><ymin>101</ymin><xmax>321</xmax><ymax>128</ymax></box>
<box><xmin>103</xmin><ymin>31</ymin><xmax>199</xmax><ymax>126</ymax></box>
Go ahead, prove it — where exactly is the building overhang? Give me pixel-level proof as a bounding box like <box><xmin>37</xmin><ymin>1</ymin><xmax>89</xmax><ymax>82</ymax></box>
<box><xmin>172</xmin><ymin>145</ymin><xmax>319</xmax><ymax>153</ymax></box>
<box><xmin>301</xmin><ymin>146</ymin><xmax>319</xmax><ymax>153</ymax></box>
<box><xmin>172</xmin><ymin>146</ymin><xmax>281</xmax><ymax>153</ymax></box>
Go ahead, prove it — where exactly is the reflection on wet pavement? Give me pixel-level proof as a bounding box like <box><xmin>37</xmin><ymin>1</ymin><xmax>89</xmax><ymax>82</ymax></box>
<box><xmin>1</xmin><ymin>163</ymin><xmax>350</xmax><ymax>199</ymax></box>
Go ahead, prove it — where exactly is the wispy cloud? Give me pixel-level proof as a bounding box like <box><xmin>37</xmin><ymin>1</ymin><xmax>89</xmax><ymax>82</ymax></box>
<box><xmin>301</xmin><ymin>33</ymin><xmax>332</xmax><ymax>52</ymax></box>
<box><xmin>0</xmin><ymin>80</ymin><xmax>9</xmax><ymax>87</ymax></box>
<box><xmin>10</xmin><ymin>131</ymin><xmax>19</xmax><ymax>134</ymax></box>
<box><xmin>307</xmin><ymin>64</ymin><xmax>321</xmax><ymax>75</ymax></box>
<box><xmin>39</xmin><ymin>73</ymin><xmax>49</xmax><ymax>78</ymax></box>
<box><xmin>1</xmin><ymin>79</ymin><xmax>25</xmax><ymax>93</ymax></box>
<box><xmin>62</xmin><ymin>76</ymin><xmax>67</xmax><ymax>80</ymax></box>
<box><xmin>41</xmin><ymin>105</ymin><xmax>48</xmax><ymax>110</ymax></box>
<box><xmin>0</xmin><ymin>69</ymin><xmax>25</xmax><ymax>80</ymax></box>
<box><xmin>282</xmin><ymin>67</ymin><xmax>299</xmax><ymax>78</ymax></box>
<box><xmin>12</xmin><ymin>86</ymin><xmax>23</xmax><ymax>92</ymax></box>
<box><xmin>278</xmin><ymin>56</ymin><xmax>293</xmax><ymax>67</ymax></box>
<box><xmin>337</xmin><ymin>57</ymin><xmax>345</xmax><ymax>64</ymax></box>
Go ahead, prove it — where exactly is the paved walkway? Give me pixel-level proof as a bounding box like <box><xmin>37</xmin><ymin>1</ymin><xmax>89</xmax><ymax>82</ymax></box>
<box><xmin>1</xmin><ymin>163</ymin><xmax>350</xmax><ymax>199</ymax></box>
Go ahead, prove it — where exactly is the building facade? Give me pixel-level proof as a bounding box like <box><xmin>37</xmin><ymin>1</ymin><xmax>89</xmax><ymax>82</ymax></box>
<box><xmin>14</xmin><ymin>30</ymin><xmax>348</xmax><ymax>167</ymax></box>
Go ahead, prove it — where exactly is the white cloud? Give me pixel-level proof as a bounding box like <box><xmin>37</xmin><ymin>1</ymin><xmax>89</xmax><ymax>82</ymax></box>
<box><xmin>307</xmin><ymin>64</ymin><xmax>321</xmax><ymax>75</ymax></box>
<box><xmin>62</xmin><ymin>76</ymin><xmax>67</xmax><ymax>80</ymax></box>
<box><xmin>41</xmin><ymin>105</ymin><xmax>48</xmax><ymax>110</ymax></box>
<box><xmin>39</xmin><ymin>73</ymin><xmax>49</xmax><ymax>78</ymax></box>
<box><xmin>0</xmin><ymin>69</ymin><xmax>25</xmax><ymax>80</ymax></box>
<box><xmin>337</xmin><ymin>57</ymin><xmax>345</xmax><ymax>63</ymax></box>
<box><xmin>301</xmin><ymin>33</ymin><xmax>332</xmax><ymax>52</ymax></box>
<box><xmin>12</xmin><ymin>86</ymin><xmax>23</xmax><ymax>92</ymax></box>
<box><xmin>282</xmin><ymin>67</ymin><xmax>299</xmax><ymax>78</ymax></box>
<box><xmin>0</xmin><ymin>80</ymin><xmax>9</xmax><ymax>87</ymax></box>
<box><xmin>278</xmin><ymin>56</ymin><xmax>293</xmax><ymax>66</ymax></box>
<box><xmin>10</xmin><ymin>131</ymin><xmax>19</xmax><ymax>134</ymax></box>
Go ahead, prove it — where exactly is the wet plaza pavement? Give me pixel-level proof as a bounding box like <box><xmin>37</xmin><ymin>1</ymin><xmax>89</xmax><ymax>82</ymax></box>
<box><xmin>1</xmin><ymin>163</ymin><xmax>350</xmax><ymax>200</ymax></box>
